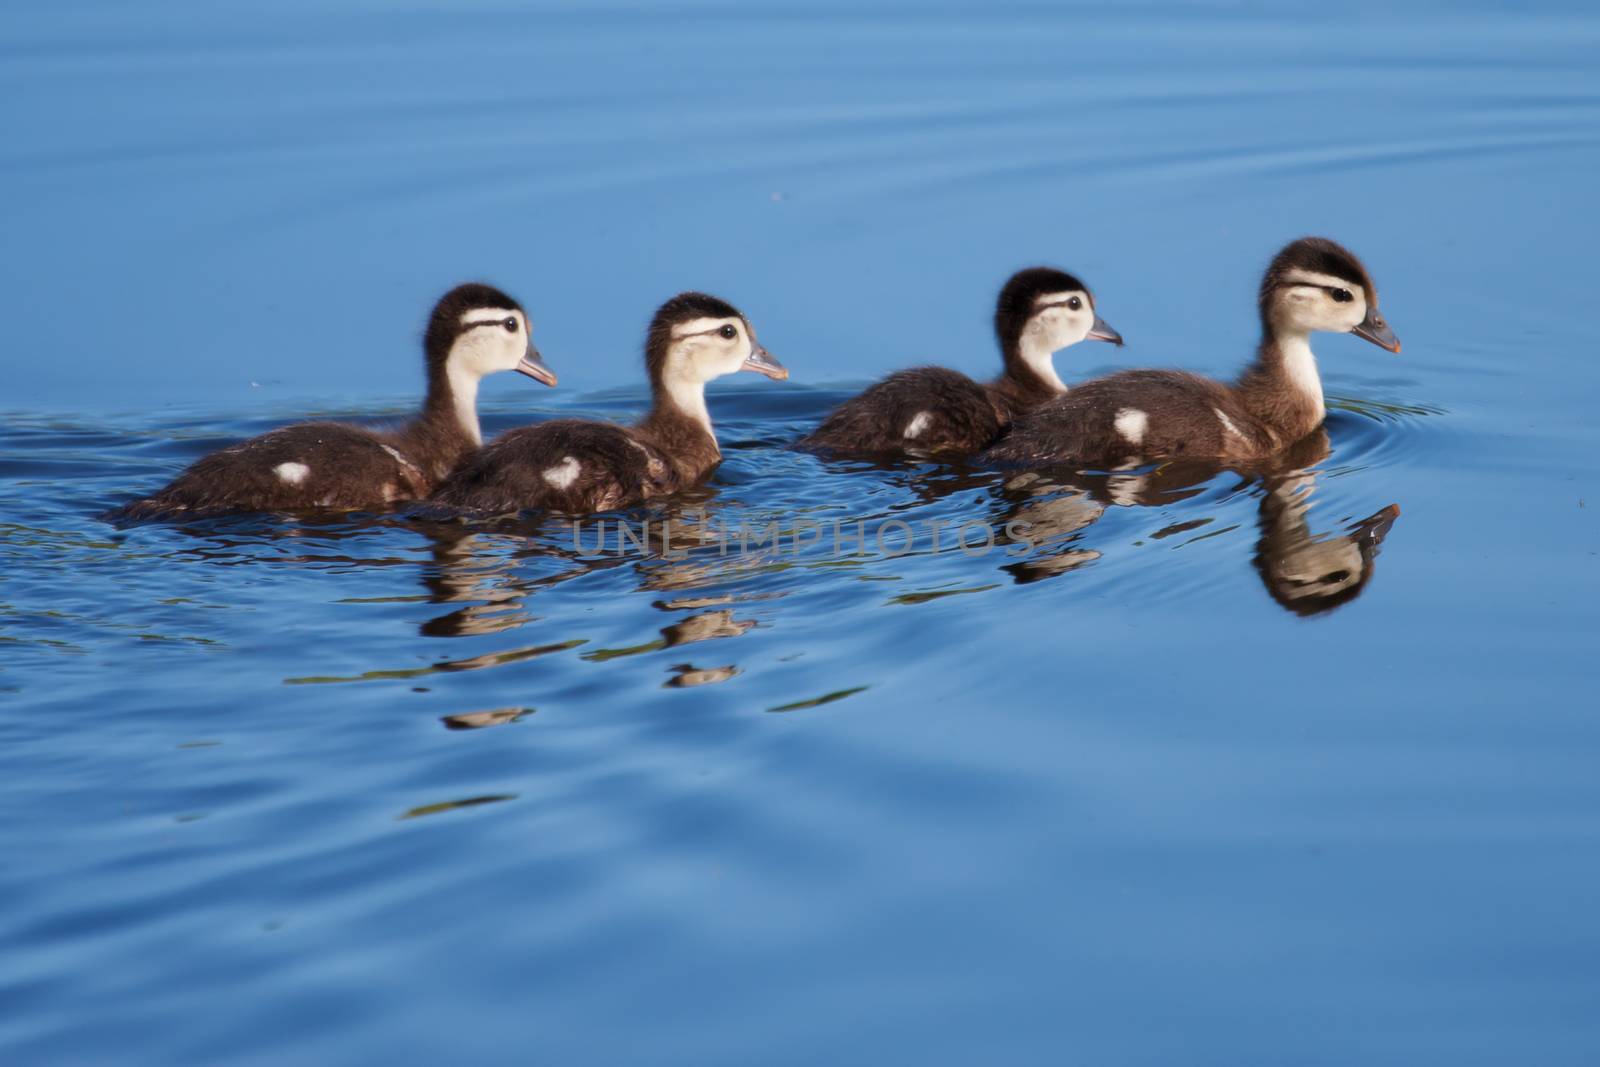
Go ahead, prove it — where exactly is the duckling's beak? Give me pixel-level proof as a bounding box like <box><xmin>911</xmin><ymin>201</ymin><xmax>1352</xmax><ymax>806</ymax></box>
<box><xmin>515</xmin><ymin>343</ymin><xmax>558</xmax><ymax>387</ymax></box>
<box><xmin>1087</xmin><ymin>315</ymin><xmax>1124</xmax><ymax>347</ymax></box>
<box><xmin>1352</xmin><ymin>308</ymin><xmax>1401</xmax><ymax>353</ymax></box>
<box><xmin>742</xmin><ymin>343</ymin><xmax>788</xmax><ymax>380</ymax></box>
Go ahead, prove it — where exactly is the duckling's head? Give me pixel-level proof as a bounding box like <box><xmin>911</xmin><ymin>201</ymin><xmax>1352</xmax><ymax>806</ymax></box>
<box><xmin>646</xmin><ymin>292</ymin><xmax>787</xmax><ymax>398</ymax></box>
<box><xmin>995</xmin><ymin>267</ymin><xmax>1122</xmax><ymax>389</ymax></box>
<box><xmin>425</xmin><ymin>283</ymin><xmax>557</xmax><ymax>387</ymax></box>
<box><xmin>1259</xmin><ymin>237</ymin><xmax>1400</xmax><ymax>353</ymax></box>
<box><xmin>1258</xmin><ymin>492</ymin><xmax>1400</xmax><ymax>617</ymax></box>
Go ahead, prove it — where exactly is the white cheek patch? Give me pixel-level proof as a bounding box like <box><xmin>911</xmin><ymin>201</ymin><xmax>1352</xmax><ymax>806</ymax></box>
<box><xmin>1113</xmin><ymin>408</ymin><xmax>1147</xmax><ymax>447</ymax></box>
<box><xmin>904</xmin><ymin>411</ymin><xmax>932</xmax><ymax>439</ymax></box>
<box><xmin>274</xmin><ymin>462</ymin><xmax>310</xmax><ymax>486</ymax></box>
<box><xmin>450</xmin><ymin>311</ymin><xmax>528</xmax><ymax>379</ymax></box>
<box><xmin>1029</xmin><ymin>293</ymin><xmax>1092</xmax><ymax>349</ymax></box>
<box><xmin>542</xmin><ymin>456</ymin><xmax>581</xmax><ymax>490</ymax></box>
<box><xmin>1279</xmin><ymin>270</ymin><xmax>1368</xmax><ymax>329</ymax></box>
<box><xmin>1214</xmin><ymin>408</ymin><xmax>1243</xmax><ymax>441</ymax></box>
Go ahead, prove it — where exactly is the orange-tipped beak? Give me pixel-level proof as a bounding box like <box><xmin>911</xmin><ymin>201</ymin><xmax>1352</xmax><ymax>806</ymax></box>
<box><xmin>515</xmin><ymin>345</ymin><xmax>558</xmax><ymax>387</ymax></box>
<box><xmin>1352</xmin><ymin>309</ymin><xmax>1401</xmax><ymax>353</ymax></box>
<box><xmin>742</xmin><ymin>343</ymin><xmax>788</xmax><ymax>380</ymax></box>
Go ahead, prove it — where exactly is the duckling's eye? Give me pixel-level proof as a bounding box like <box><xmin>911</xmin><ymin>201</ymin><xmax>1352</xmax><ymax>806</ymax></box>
<box><xmin>1330</xmin><ymin>288</ymin><xmax>1353</xmax><ymax>303</ymax></box>
<box><xmin>1067</xmin><ymin>296</ymin><xmax>1082</xmax><ymax>311</ymax></box>
<box><xmin>718</xmin><ymin>324</ymin><xmax>738</xmax><ymax>340</ymax></box>
<box><xmin>503</xmin><ymin>317</ymin><xmax>519</xmax><ymax>332</ymax></box>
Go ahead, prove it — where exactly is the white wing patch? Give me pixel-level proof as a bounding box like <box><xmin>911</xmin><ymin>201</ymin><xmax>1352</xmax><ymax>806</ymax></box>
<box><xmin>542</xmin><ymin>456</ymin><xmax>581</xmax><ymax>490</ymax></box>
<box><xmin>274</xmin><ymin>462</ymin><xmax>310</xmax><ymax>486</ymax></box>
<box><xmin>379</xmin><ymin>444</ymin><xmax>423</xmax><ymax>478</ymax></box>
<box><xmin>627</xmin><ymin>437</ymin><xmax>667</xmax><ymax>479</ymax></box>
<box><xmin>1113</xmin><ymin>408</ymin><xmax>1147</xmax><ymax>446</ymax></box>
<box><xmin>1214</xmin><ymin>407</ymin><xmax>1243</xmax><ymax>441</ymax></box>
<box><xmin>904</xmin><ymin>411</ymin><xmax>932</xmax><ymax>439</ymax></box>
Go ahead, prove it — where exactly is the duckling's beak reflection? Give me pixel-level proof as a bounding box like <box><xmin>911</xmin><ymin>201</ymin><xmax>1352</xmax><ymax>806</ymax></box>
<box><xmin>1087</xmin><ymin>315</ymin><xmax>1124</xmax><ymax>347</ymax></box>
<box><xmin>515</xmin><ymin>344</ymin><xmax>558</xmax><ymax>386</ymax></box>
<box><xmin>1355</xmin><ymin>502</ymin><xmax>1401</xmax><ymax>547</ymax></box>
<box><xmin>742</xmin><ymin>343</ymin><xmax>788</xmax><ymax>380</ymax></box>
<box><xmin>1352</xmin><ymin>308</ymin><xmax>1401</xmax><ymax>353</ymax></box>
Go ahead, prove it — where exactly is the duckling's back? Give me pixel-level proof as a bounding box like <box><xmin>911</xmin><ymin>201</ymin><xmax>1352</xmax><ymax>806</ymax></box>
<box><xmin>798</xmin><ymin>367</ymin><xmax>1007</xmax><ymax>458</ymax></box>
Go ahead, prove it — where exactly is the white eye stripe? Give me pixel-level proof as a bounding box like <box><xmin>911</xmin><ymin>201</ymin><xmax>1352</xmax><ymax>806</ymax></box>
<box><xmin>670</xmin><ymin>316</ymin><xmax>741</xmax><ymax>339</ymax></box>
<box><xmin>460</xmin><ymin>308</ymin><xmax>524</xmax><ymax>330</ymax></box>
<box><xmin>460</xmin><ymin>307</ymin><xmax>518</xmax><ymax>321</ymax></box>
<box><xmin>1280</xmin><ymin>271</ymin><xmax>1362</xmax><ymax>298</ymax></box>
<box><xmin>1033</xmin><ymin>290</ymin><xmax>1086</xmax><ymax>310</ymax></box>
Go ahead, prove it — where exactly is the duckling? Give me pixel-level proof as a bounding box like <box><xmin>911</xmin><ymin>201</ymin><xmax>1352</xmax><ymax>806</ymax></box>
<box><xmin>980</xmin><ymin>238</ymin><xmax>1400</xmax><ymax>468</ymax></box>
<box><xmin>430</xmin><ymin>292</ymin><xmax>786</xmax><ymax>514</ymax></box>
<box><xmin>797</xmin><ymin>266</ymin><xmax>1122</xmax><ymax>457</ymax></box>
<box><xmin>116</xmin><ymin>284</ymin><xmax>555</xmax><ymax>518</ymax></box>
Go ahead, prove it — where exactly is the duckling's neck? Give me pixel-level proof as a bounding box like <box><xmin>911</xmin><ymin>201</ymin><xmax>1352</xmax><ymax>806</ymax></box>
<box><xmin>653</xmin><ymin>373</ymin><xmax>715</xmax><ymax>444</ymax></box>
<box><xmin>444</xmin><ymin>360</ymin><xmax>484</xmax><ymax>446</ymax></box>
<box><xmin>640</xmin><ymin>375</ymin><xmax>723</xmax><ymax>479</ymax></box>
<box><xmin>1000</xmin><ymin>334</ymin><xmax>1069</xmax><ymax>400</ymax></box>
<box><xmin>1235</xmin><ymin>330</ymin><xmax>1326</xmax><ymax>442</ymax></box>
<box><xmin>405</xmin><ymin>362</ymin><xmax>484</xmax><ymax>477</ymax></box>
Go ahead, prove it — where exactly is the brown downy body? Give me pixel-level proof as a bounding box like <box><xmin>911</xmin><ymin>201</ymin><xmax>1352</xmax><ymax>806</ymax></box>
<box><xmin>430</xmin><ymin>292</ymin><xmax>787</xmax><ymax>515</ymax></box>
<box><xmin>112</xmin><ymin>283</ymin><xmax>555</xmax><ymax>520</ymax></box>
<box><xmin>981</xmin><ymin>237</ymin><xmax>1400</xmax><ymax>469</ymax></box>
<box><xmin>798</xmin><ymin>266</ymin><xmax>1122</xmax><ymax>458</ymax></box>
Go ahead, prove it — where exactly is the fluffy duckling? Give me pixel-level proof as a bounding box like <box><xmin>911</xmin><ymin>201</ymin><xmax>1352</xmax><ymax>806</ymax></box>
<box><xmin>980</xmin><ymin>238</ymin><xmax>1399</xmax><ymax>468</ymax></box>
<box><xmin>430</xmin><ymin>292</ymin><xmax>786</xmax><ymax>514</ymax></box>
<box><xmin>116</xmin><ymin>284</ymin><xmax>555</xmax><ymax>518</ymax></box>
<box><xmin>797</xmin><ymin>267</ymin><xmax>1122</xmax><ymax>457</ymax></box>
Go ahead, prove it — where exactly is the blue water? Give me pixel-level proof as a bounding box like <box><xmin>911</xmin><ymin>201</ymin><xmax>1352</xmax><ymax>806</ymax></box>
<box><xmin>5</xmin><ymin>2</ymin><xmax>1600</xmax><ymax>1063</ymax></box>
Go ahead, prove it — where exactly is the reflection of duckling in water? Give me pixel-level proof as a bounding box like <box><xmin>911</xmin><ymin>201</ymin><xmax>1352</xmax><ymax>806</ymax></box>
<box><xmin>991</xmin><ymin>430</ymin><xmax>1400</xmax><ymax>614</ymax></box>
<box><xmin>581</xmin><ymin>608</ymin><xmax>756</xmax><ymax>663</ymax></box>
<box><xmin>663</xmin><ymin>610</ymin><xmax>755</xmax><ymax>645</ymax></box>
<box><xmin>665</xmin><ymin>663</ymin><xmax>740</xmax><ymax>688</ymax></box>
<box><xmin>996</xmin><ymin>456</ymin><xmax>1240</xmax><ymax>582</ymax></box>
<box><xmin>412</xmin><ymin>521</ymin><xmax>627</xmax><ymax>638</ymax></box>
<box><xmin>441</xmin><ymin>707</ymin><xmax>530</xmax><ymax>730</ymax></box>
<box><xmin>1255</xmin><ymin>477</ymin><xmax>1399</xmax><ymax>616</ymax></box>
<box><xmin>993</xmin><ymin>471</ymin><xmax>1106</xmax><ymax>579</ymax></box>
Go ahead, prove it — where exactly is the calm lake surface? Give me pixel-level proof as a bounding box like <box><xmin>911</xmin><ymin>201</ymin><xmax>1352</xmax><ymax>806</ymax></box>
<box><xmin>4</xmin><ymin>2</ymin><xmax>1599</xmax><ymax>1063</ymax></box>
